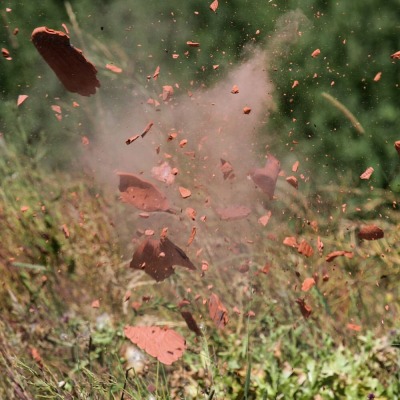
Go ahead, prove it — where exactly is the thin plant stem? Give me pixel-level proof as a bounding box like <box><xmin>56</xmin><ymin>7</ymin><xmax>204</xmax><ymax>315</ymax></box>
<box><xmin>321</xmin><ymin>92</ymin><xmax>365</xmax><ymax>134</ymax></box>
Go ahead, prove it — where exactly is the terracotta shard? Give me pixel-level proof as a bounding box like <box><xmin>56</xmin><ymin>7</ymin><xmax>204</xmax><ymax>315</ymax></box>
<box><xmin>31</xmin><ymin>347</ymin><xmax>43</xmax><ymax>369</ymax></box>
<box><xmin>283</xmin><ymin>236</ymin><xmax>298</xmax><ymax>248</ymax></box>
<box><xmin>130</xmin><ymin>237</ymin><xmax>196</xmax><ymax>282</ymax></box>
<box><xmin>125</xmin><ymin>134</ymin><xmax>140</xmax><ymax>145</ymax></box>
<box><xmin>373</xmin><ymin>72</ymin><xmax>382</xmax><ymax>82</ymax></box>
<box><xmin>360</xmin><ymin>167</ymin><xmax>374</xmax><ymax>180</ymax></box>
<box><xmin>311</xmin><ymin>48</ymin><xmax>321</xmax><ymax>58</ymax></box>
<box><xmin>347</xmin><ymin>323</ymin><xmax>362</xmax><ymax>332</ymax></box>
<box><xmin>31</xmin><ymin>27</ymin><xmax>100</xmax><ymax>96</ymax></box>
<box><xmin>141</xmin><ymin>121</ymin><xmax>154</xmax><ymax>138</ymax></box>
<box><xmin>292</xmin><ymin>161</ymin><xmax>299</xmax><ymax>172</ymax></box>
<box><xmin>209</xmin><ymin>0</ymin><xmax>219</xmax><ymax>12</ymax></box>
<box><xmin>187</xmin><ymin>226</ymin><xmax>196</xmax><ymax>246</ymax></box>
<box><xmin>286</xmin><ymin>176</ymin><xmax>298</xmax><ymax>189</ymax></box>
<box><xmin>179</xmin><ymin>186</ymin><xmax>191</xmax><ymax>199</ymax></box>
<box><xmin>181</xmin><ymin>311</ymin><xmax>202</xmax><ymax>336</ymax></box>
<box><xmin>231</xmin><ymin>85</ymin><xmax>239</xmax><ymax>94</ymax></box>
<box><xmin>295</xmin><ymin>298</ymin><xmax>312</xmax><ymax>319</ymax></box>
<box><xmin>358</xmin><ymin>225</ymin><xmax>384</xmax><ymax>240</ymax></box>
<box><xmin>151</xmin><ymin>162</ymin><xmax>175</xmax><ymax>185</ymax></box>
<box><xmin>162</xmin><ymin>85</ymin><xmax>174</xmax><ymax>101</ymax></box>
<box><xmin>258</xmin><ymin>210</ymin><xmax>272</xmax><ymax>226</ymax></box>
<box><xmin>220</xmin><ymin>158</ymin><xmax>235</xmax><ymax>180</ymax></box>
<box><xmin>2</xmin><ymin>47</ymin><xmax>11</xmax><ymax>60</ymax></box>
<box><xmin>17</xmin><ymin>95</ymin><xmax>28</xmax><ymax>106</ymax></box>
<box><xmin>249</xmin><ymin>154</ymin><xmax>281</xmax><ymax>200</ymax></box>
<box><xmin>297</xmin><ymin>240</ymin><xmax>314</xmax><ymax>257</ymax></box>
<box><xmin>243</xmin><ymin>107</ymin><xmax>252</xmax><ymax>114</ymax></box>
<box><xmin>153</xmin><ymin>65</ymin><xmax>160</xmax><ymax>79</ymax></box>
<box><xmin>124</xmin><ymin>325</ymin><xmax>186</xmax><ymax>365</ymax></box>
<box><xmin>106</xmin><ymin>63</ymin><xmax>122</xmax><ymax>73</ymax></box>
<box><xmin>390</xmin><ymin>51</ymin><xmax>400</xmax><ymax>59</ymax></box>
<box><xmin>301</xmin><ymin>277</ymin><xmax>316</xmax><ymax>292</ymax></box>
<box><xmin>317</xmin><ymin>236</ymin><xmax>324</xmax><ymax>253</ymax></box>
<box><xmin>209</xmin><ymin>293</ymin><xmax>229</xmax><ymax>329</ymax></box>
<box><xmin>395</xmin><ymin>141</ymin><xmax>400</xmax><ymax>156</ymax></box>
<box><xmin>325</xmin><ymin>250</ymin><xmax>354</xmax><ymax>262</ymax></box>
<box><xmin>118</xmin><ymin>172</ymin><xmax>170</xmax><ymax>212</ymax></box>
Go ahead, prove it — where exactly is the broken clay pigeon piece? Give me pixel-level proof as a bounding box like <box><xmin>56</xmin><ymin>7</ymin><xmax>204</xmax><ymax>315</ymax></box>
<box><xmin>181</xmin><ymin>311</ymin><xmax>202</xmax><ymax>336</ymax></box>
<box><xmin>249</xmin><ymin>154</ymin><xmax>281</xmax><ymax>200</ymax></box>
<box><xmin>130</xmin><ymin>237</ymin><xmax>196</xmax><ymax>282</ymax></box>
<box><xmin>31</xmin><ymin>27</ymin><xmax>100</xmax><ymax>96</ymax></box>
<box><xmin>209</xmin><ymin>293</ymin><xmax>229</xmax><ymax>329</ymax></box>
<box><xmin>358</xmin><ymin>225</ymin><xmax>384</xmax><ymax>240</ymax></box>
<box><xmin>124</xmin><ymin>325</ymin><xmax>186</xmax><ymax>365</ymax></box>
<box><xmin>118</xmin><ymin>172</ymin><xmax>170</xmax><ymax>212</ymax></box>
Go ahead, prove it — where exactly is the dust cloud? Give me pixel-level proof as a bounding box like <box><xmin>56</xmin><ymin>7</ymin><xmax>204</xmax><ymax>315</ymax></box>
<box><xmin>88</xmin><ymin>49</ymin><xmax>274</xmax><ymax>211</ymax></box>
<box><xmin>83</xmin><ymin>13</ymin><xmax>306</xmax><ymax>264</ymax></box>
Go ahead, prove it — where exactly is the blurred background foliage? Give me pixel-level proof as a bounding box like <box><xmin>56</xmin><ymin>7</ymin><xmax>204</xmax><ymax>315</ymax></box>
<box><xmin>1</xmin><ymin>0</ymin><xmax>399</xmax><ymax>185</ymax></box>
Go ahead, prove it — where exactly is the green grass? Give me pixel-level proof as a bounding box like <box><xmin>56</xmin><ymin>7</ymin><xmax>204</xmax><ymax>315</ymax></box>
<box><xmin>1</xmin><ymin>130</ymin><xmax>400</xmax><ymax>399</ymax></box>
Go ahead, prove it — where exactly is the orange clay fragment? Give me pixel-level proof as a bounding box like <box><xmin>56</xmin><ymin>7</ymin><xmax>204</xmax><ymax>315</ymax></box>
<box><xmin>297</xmin><ymin>240</ymin><xmax>314</xmax><ymax>257</ymax></box>
<box><xmin>220</xmin><ymin>159</ymin><xmax>235</xmax><ymax>180</ymax></box>
<box><xmin>124</xmin><ymin>325</ymin><xmax>186</xmax><ymax>365</ymax></box>
<box><xmin>243</xmin><ymin>107</ymin><xmax>252</xmax><ymax>114</ymax></box>
<box><xmin>31</xmin><ymin>27</ymin><xmax>100</xmax><ymax>96</ymax></box>
<box><xmin>231</xmin><ymin>85</ymin><xmax>239</xmax><ymax>94</ymax></box>
<box><xmin>209</xmin><ymin>0</ymin><xmax>218</xmax><ymax>12</ymax></box>
<box><xmin>118</xmin><ymin>172</ymin><xmax>170</xmax><ymax>212</ymax></box>
<box><xmin>360</xmin><ymin>167</ymin><xmax>374</xmax><ymax>180</ymax></box>
<box><xmin>162</xmin><ymin>85</ymin><xmax>174</xmax><ymax>101</ymax></box>
<box><xmin>130</xmin><ymin>237</ymin><xmax>196</xmax><ymax>282</ymax></box>
<box><xmin>286</xmin><ymin>176</ymin><xmax>298</xmax><ymax>189</ymax></box>
<box><xmin>2</xmin><ymin>48</ymin><xmax>11</xmax><ymax>60</ymax></box>
<box><xmin>283</xmin><ymin>236</ymin><xmax>298</xmax><ymax>248</ymax></box>
<box><xmin>394</xmin><ymin>141</ymin><xmax>400</xmax><ymax>156</ymax></box>
<box><xmin>106</xmin><ymin>63</ymin><xmax>122</xmax><ymax>73</ymax></box>
<box><xmin>17</xmin><ymin>95</ymin><xmax>28</xmax><ymax>106</ymax></box>
<box><xmin>358</xmin><ymin>225</ymin><xmax>384</xmax><ymax>240</ymax></box>
<box><xmin>186</xmin><ymin>207</ymin><xmax>196</xmax><ymax>221</ymax></box>
<box><xmin>390</xmin><ymin>51</ymin><xmax>400</xmax><ymax>59</ymax></box>
<box><xmin>296</xmin><ymin>298</ymin><xmax>312</xmax><ymax>319</ymax></box>
<box><xmin>347</xmin><ymin>323</ymin><xmax>362</xmax><ymax>332</ymax></box>
<box><xmin>258</xmin><ymin>211</ymin><xmax>272</xmax><ymax>227</ymax></box>
<box><xmin>209</xmin><ymin>293</ymin><xmax>229</xmax><ymax>329</ymax></box>
<box><xmin>292</xmin><ymin>161</ymin><xmax>299</xmax><ymax>172</ymax></box>
<box><xmin>325</xmin><ymin>250</ymin><xmax>354</xmax><ymax>262</ymax></box>
<box><xmin>249</xmin><ymin>154</ymin><xmax>281</xmax><ymax>200</ymax></box>
<box><xmin>311</xmin><ymin>49</ymin><xmax>321</xmax><ymax>58</ymax></box>
<box><xmin>187</xmin><ymin>227</ymin><xmax>196</xmax><ymax>246</ymax></box>
<box><xmin>179</xmin><ymin>186</ymin><xmax>191</xmax><ymax>199</ymax></box>
<box><xmin>301</xmin><ymin>277</ymin><xmax>316</xmax><ymax>292</ymax></box>
<box><xmin>373</xmin><ymin>72</ymin><xmax>382</xmax><ymax>82</ymax></box>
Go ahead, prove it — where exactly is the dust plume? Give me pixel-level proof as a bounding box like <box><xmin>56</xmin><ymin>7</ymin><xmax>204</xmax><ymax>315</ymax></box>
<box><xmin>86</xmin><ymin>50</ymin><xmax>280</xmax><ymax>260</ymax></box>
<box><xmin>88</xmin><ymin>49</ymin><xmax>273</xmax><ymax>209</ymax></box>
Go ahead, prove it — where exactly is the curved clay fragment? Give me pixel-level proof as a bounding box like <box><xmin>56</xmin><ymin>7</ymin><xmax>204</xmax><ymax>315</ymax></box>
<box><xmin>358</xmin><ymin>225</ymin><xmax>384</xmax><ymax>241</ymax></box>
<box><xmin>31</xmin><ymin>27</ymin><xmax>100</xmax><ymax>96</ymax></box>
<box><xmin>130</xmin><ymin>237</ymin><xmax>196</xmax><ymax>282</ymax></box>
<box><xmin>124</xmin><ymin>326</ymin><xmax>186</xmax><ymax>365</ymax></box>
<box><xmin>249</xmin><ymin>154</ymin><xmax>281</xmax><ymax>200</ymax></box>
<box><xmin>118</xmin><ymin>172</ymin><xmax>170</xmax><ymax>212</ymax></box>
<box><xmin>209</xmin><ymin>293</ymin><xmax>229</xmax><ymax>329</ymax></box>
